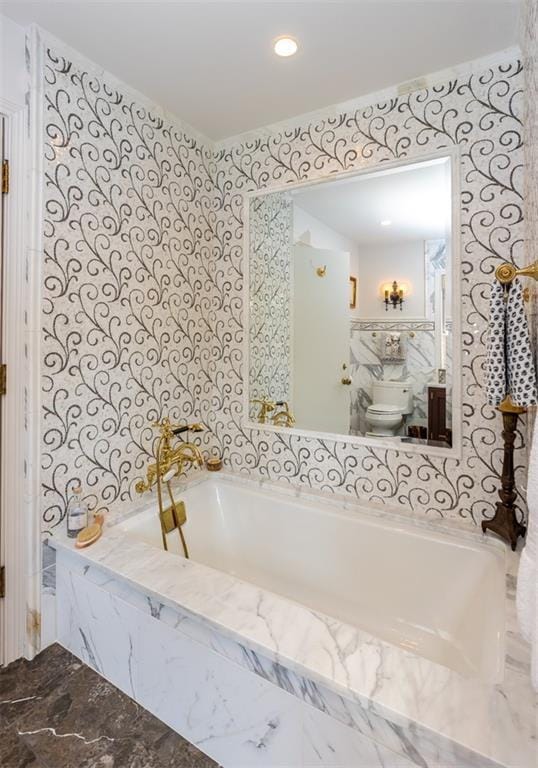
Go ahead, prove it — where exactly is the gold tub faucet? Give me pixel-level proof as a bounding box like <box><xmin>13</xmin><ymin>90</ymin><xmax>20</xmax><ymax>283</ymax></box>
<box><xmin>135</xmin><ymin>418</ymin><xmax>205</xmax><ymax>557</ymax></box>
<box><xmin>250</xmin><ymin>397</ymin><xmax>295</xmax><ymax>427</ymax></box>
<box><xmin>135</xmin><ymin>418</ymin><xmax>204</xmax><ymax>494</ymax></box>
<box><xmin>250</xmin><ymin>397</ymin><xmax>275</xmax><ymax>424</ymax></box>
<box><xmin>272</xmin><ymin>401</ymin><xmax>295</xmax><ymax>428</ymax></box>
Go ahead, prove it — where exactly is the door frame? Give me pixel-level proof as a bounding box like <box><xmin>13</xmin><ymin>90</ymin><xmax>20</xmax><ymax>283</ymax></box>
<box><xmin>0</xmin><ymin>88</ymin><xmax>41</xmax><ymax>664</ymax></box>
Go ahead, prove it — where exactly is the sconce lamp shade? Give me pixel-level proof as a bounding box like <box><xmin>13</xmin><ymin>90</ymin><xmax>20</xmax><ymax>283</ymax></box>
<box><xmin>381</xmin><ymin>280</ymin><xmax>409</xmax><ymax>311</ymax></box>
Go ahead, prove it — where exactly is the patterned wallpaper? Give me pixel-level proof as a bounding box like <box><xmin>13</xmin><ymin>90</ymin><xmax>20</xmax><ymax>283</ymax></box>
<box><xmin>41</xmin><ymin>42</ymin><xmax>531</xmax><ymax>530</ymax></box>
<box><xmin>42</xmin><ymin>47</ymin><xmax>215</xmax><ymax>531</ymax></box>
<box><xmin>248</xmin><ymin>192</ymin><xmax>293</xmax><ymax>410</ymax></box>
<box><xmin>211</xmin><ymin>54</ymin><xmax>529</xmax><ymax>526</ymax></box>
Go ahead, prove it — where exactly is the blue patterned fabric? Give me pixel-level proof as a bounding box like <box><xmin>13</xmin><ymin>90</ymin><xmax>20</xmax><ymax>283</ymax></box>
<box><xmin>487</xmin><ymin>278</ymin><xmax>538</xmax><ymax>407</ymax></box>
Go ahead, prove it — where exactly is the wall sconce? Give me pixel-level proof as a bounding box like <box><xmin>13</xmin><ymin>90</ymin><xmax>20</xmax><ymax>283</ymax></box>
<box><xmin>383</xmin><ymin>280</ymin><xmax>405</xmax><ymax>311</ymax></box>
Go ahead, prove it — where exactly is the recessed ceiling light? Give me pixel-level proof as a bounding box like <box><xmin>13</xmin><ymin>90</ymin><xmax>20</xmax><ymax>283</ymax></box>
<box><xmin>380</xmin><ymin>220</ymin><xmax>392</xmax><ymax>226</ymax></box>
<box><xmin>274</xmin><ymin>36</ymin><xmax>298</xmax><ymax>57</ymax></box>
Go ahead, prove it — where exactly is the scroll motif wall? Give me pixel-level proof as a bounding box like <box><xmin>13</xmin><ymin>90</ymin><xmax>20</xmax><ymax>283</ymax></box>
<box><xmin>211</xmin><ymin>53</ymin><xmax>529</xmax><ymax>525</ymax></box>
<box><xmin>41</xmin><ymin>39</ymin><xmax>530</xmax><ymax>531</ymax></box>
<box><xmin>248</xmin><ymin>192</ymin><xmax>293</xmax><ymax>409</ymax></box>
<box><xmin>42</xmin><ymin>46</ymin><xmax>215</xmax><ymax>532</ymax></box>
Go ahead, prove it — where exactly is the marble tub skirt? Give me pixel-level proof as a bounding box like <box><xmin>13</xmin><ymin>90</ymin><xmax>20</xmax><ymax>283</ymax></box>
<box><xmin>51</xmin><ymin>539</ymin><xmax>535</xmax><ymax>768</ymax></box>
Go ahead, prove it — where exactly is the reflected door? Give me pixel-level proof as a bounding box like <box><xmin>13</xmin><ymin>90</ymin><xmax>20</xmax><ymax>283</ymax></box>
<box><xmin>293</xmin><ymin>243</ymin><xmax>350</xmax><ymax>433</ymax></box>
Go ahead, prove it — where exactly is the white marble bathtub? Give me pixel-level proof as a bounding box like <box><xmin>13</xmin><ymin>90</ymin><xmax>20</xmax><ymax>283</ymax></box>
<box><xmin>49</xmin><ymin>472</ymin><xmax>535</xmax><ymax>768</ymax></box>
<box><xmin>117</xmin><ymin>478</ymin><xmax>505</xmax><ymax>683</ymax></box>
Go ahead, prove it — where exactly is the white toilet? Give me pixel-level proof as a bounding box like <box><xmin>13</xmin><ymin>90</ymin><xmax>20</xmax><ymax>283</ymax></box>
<box><xmin>366</xmin><ymin>380</ymin><xmax>413</xmax><ymax>437</ymax></box>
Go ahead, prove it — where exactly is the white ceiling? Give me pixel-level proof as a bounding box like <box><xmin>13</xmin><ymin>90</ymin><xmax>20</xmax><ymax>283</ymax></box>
<box><xmin>292</xmin><ymin>158</ymin><xmax>451</xmax><ymax>245</ymax></box>
<box><xmin>0</xmin><ymin>1</ymin><xmax>521</xmax><ymax>141</ymax></box>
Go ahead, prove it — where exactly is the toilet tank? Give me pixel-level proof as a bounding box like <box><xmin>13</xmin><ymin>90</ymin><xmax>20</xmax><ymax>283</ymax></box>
<box><xmin>372</xmin><ymin>380</ymin><xmax>413</xmax><ymax>414</ymax></box>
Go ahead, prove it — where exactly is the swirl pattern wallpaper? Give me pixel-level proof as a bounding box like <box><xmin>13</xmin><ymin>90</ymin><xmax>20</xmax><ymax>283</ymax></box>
<box><xmin>42</xmin><ymin>47</ymin><xmax>215</xmax><ymax>530</ymax></box>
<box><xmin>211</xmin><ymin>55</ymin><xmax>528</xmax><ymax>526</ymax></box>
<box><xmin>42</xmin><ymin>42</ymin><xmax>529</xmax><ymax>531</ymax></box>
<box><xmin>248</xmin><ymin>192</ymin><xmax>293</xmax><ymax>407</ymax></box>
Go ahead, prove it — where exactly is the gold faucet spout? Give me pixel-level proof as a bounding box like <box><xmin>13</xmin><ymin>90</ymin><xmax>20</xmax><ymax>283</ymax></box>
<box><xmin>134</xmin><ymin>418</ymin><xmax>205</xmax><ymax>558</ymax></box>
<box><xmin>135</xmin><ymin>418</ymin><xmax>205</xmax><ymax>494</ymax></box>
<box><xmin>174</xmin><ymin>442</ymin><xmax>204</xmax><ymax>469</ymax></box>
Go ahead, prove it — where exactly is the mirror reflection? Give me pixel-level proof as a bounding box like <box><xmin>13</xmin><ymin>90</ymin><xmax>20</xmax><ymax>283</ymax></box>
<box><xmin>248</xmin><ymin>156</ymin><xmax>453</xmax><ymax>448</ymax></box>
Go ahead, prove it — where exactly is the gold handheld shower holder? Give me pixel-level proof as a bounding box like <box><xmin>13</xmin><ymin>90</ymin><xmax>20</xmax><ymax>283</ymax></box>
<box><xmin>135</xmin><ymin>418</ymin><xmax>204</xmax><ymax>556</ymax></box>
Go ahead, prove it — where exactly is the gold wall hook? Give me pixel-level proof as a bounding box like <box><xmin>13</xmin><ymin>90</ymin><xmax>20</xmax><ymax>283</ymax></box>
<box><xmin>316</xmin><ymin>265</ymin><xmax>327</xmax><ymax>277</ymax></box>
<box><xmin>341</xmin><ymin>363</ymin><xmax>352</xmax><ymax>386</ymax></box>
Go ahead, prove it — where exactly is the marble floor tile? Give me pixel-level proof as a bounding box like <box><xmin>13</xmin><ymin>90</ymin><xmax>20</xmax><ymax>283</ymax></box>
<box><xmin>0</xmin><ymin>643</ymin><xmax>82</xmax><ymax>726</ymax></box>
<box><xmin>0</xmin><ymin>724</ymin><xmax>41</xmax><ymax>767</ymax></box>
<box><xmin>0</xmin><ymin>644</ymin><xmax>218</xmax><ymax>768</ymax></box>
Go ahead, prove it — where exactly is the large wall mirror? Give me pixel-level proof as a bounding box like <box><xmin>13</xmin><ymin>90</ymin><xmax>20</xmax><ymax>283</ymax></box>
<box><xmin>245</xmin><ymin>153</ymin><xmax>459</xmax><ymax>454</ymax></box>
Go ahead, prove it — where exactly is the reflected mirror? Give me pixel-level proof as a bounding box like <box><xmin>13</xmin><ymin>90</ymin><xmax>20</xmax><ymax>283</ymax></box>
<box><xmin>247</xmin><ymin>155</ymin><xmax>455</xmax><ymax>449</ymax></box>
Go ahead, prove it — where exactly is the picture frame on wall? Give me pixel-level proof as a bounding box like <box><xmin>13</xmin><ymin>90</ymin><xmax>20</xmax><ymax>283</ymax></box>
<box><xmin>349</xmin><ymin>276</ymin><xmax>357</xmax><ymax>309</ymax></box>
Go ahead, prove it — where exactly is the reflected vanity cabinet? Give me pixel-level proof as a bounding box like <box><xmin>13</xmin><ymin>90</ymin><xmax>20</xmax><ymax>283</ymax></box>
<box><xmin>428</xmin><ymin>386</ymin><xmax>448</xmax><ymax>443</ymax></box>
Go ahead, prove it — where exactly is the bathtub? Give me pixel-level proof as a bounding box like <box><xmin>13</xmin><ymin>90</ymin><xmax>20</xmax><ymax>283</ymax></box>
<box><xmin>116</xmin><ymin>476</ymin><xmax>505</xmax><ymax>683</ymax></box>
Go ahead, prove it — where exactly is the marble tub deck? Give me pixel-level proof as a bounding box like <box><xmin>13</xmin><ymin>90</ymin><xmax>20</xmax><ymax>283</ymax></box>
<box><xmin>0</xmin><ymin>643</ymin><xmax>218</xmax><ymax>768</ymax></box>
<box><xmin>48</xmin><ymin>474</ymin><xmax>536</xmax><ymax>768</ymax></box>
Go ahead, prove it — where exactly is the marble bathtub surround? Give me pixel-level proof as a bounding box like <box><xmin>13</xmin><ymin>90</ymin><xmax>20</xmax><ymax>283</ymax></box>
<box><xmin>349</xmin><ymin>320</ymin><xmax>452</xmax><ymax>436</ymax></box>
<box><xmin>47</xmin><ymin>474</ymin><xmax>535</xmax><ymax>768</ymax></box>
<box><xmin>57</xmin><ymin>555</ymin><xmax>419</xmax><ymax>768</ymax></box>
<box><xmin>39</xmin><ymin>33</ymin><xmax>529</xmax><ymax>533</ymax></box>
<box><xmin>0</xmin><ymin>643</ymin><xmax>217</xmax><ymax>768</ymax></box>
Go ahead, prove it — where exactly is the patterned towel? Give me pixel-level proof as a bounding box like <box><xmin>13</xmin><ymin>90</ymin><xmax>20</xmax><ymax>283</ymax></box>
<box><xmin>486</xmin><ymin>278</ymin><xmax>538</xmax><ymax>406</ymax></box>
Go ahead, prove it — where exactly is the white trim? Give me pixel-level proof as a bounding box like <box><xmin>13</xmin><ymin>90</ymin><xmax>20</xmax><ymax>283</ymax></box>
<box><xmin>23</xmin><ymin>26</ymin><xmax>46</xmax><ymax>659</ymax></box>
<box><xmin>0</xmin><ymin>25</ymin><xmax>45</xmax><ymax>665</ymax></box>
<box><xmin>0</xmin><ymin>99</ymin><xmax>34</xmax><ymax>663</ymax></box>
<box><xmin>242</xmin><ymin>146</ymin><xmax>462</xmax><ymax>461</ymax></box>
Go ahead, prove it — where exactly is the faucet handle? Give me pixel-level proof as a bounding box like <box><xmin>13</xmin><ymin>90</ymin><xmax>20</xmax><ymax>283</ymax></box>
<box><xmin>171</xmin><ymin>423</ymin><xmax>204</xmax><ymax>435</ymax></box>
<box><xmin>152</xmin><ymin>419</ymin><xmax>204</xmax><ymax>437</ymax></box>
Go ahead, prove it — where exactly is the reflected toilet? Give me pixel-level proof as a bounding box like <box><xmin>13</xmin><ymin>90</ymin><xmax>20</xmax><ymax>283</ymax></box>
<box><xmin>366</xmin><ymin>380</ymin><xmax>413</xmax><ymax>437</ymax></box>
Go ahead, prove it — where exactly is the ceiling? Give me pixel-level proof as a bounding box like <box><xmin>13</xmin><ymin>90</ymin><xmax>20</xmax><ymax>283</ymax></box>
<box><xmin>292</xmin><ymin>158</ymin><xmax>451</xmax><ymax>245</ymax></box>
<box><xmin>0</xmin><ymin>1</ymin><xmax>521</xmax><ymax>141</ymax></box>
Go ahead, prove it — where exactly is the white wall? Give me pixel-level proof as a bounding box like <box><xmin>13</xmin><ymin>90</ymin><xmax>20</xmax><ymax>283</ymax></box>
<box><xmin>0</xmin><ymin>15</ymin><xmax>27</xmax><ymax>108</ymax></box>
<box><xmin>293</xmin><ymin>205</ymin><xmax>360</xmax><ymax>316</ymax></box>
<box><xmin>357</xmin><ymin>240</ymin><xmax>426</xmax><ymax>318</ymax></box>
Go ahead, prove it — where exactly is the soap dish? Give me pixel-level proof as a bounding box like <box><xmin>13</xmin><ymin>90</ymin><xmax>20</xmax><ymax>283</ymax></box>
<box><xmin>75</xmin><ymin>522</ymin><xmax>102</xmax><ymax>548</ymax></box>
<box><xmin>206</xmin><ymin>457</ymin><xmax>222</xmax><ymax>472</ymax></box>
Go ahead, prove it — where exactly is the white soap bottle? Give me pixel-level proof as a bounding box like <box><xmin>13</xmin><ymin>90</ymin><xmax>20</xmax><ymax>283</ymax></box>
<box><xmin>66</xmin><ymin>483</ymin><xmax>88</xmax><ymax>538</ymax></box>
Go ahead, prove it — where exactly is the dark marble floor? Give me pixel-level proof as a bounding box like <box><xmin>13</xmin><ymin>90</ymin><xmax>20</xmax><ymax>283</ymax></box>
<box><xmin>0</xmin><ymin>643</ymin><xmax>218</xmax><ymax>768</ymax></box>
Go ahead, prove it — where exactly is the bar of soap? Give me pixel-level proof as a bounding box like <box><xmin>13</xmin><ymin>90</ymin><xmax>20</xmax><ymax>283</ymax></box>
<box><xmin>75</xmin><ymin>522</ymin><xmax>102</xmax><ymax>548</ymax></box>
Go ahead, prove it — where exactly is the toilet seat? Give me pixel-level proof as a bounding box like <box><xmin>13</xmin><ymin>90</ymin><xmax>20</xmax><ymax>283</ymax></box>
<box><xmin>366</xmin><ymin>403</ymin><xmax>402</xmax><ymax>415</ymax></box>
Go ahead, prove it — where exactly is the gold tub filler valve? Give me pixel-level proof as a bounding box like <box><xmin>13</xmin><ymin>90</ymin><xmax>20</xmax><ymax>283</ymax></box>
<box><xmin>135</xmin><ymin>418</ymin><xmax>204</xmax><ymax>557</ymax></box>
<box><xmin>251</xmin><ymin>397</ymin><xmax>295</xmax><ymax>427</ymax></box>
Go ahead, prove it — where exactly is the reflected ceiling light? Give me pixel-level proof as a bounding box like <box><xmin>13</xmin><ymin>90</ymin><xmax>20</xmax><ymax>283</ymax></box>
<box><xmin>273</xmin><ymin>36</ymin><xmax>298</xmax><ymax>57</ymax></box>
<box><xmin>380</xmin><ymin>219</ymin><xmax>392</xmax><ymax>226</ymax></box>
